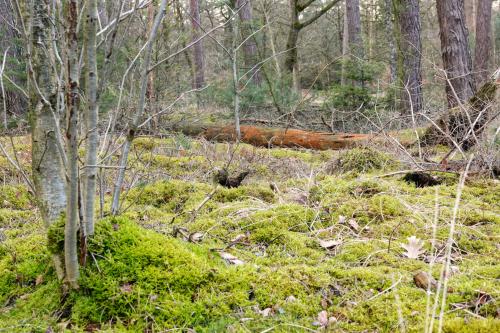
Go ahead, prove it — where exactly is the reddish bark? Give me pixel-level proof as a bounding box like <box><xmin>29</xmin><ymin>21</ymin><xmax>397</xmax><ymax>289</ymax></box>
<box><xmin>175</xmin><ymin>124</ymin><xmax>371</xmax><ymax>150</ymax></box>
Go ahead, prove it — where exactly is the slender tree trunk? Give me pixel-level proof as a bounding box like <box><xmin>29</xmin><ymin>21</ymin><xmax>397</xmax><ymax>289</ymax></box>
<box><xmin>474</xmin><ymin>0</ymin><xmax>493</xmax><ymax>85</ymax></box>
<box><xmin>394</xmin><ymin>0</ymin><xmax>423</xmax><ymax>115</ymax></box>
<box><xmin>285</xmin><ymin>0</ymin><xmax>301</xmax><ymax>91</ymax></box>
<box><xmin>384</xmin><ymin>0</ymin><xmax>397</xmax><ymax>84</ymax></box>
<box><xmin>98</xmin><ymin>0</ymin><xmax>109</xmax><ymax>28</ymax></box>
<box><xmin>146</xmin><ymin>2</ymin><xmax>157</xmax><ymax>129</ymax></box>
<box><xmin>436</xmin><ymin>0</ymin><xmax>476</xmax><ymax>108</ymax></box>
<box><xmin>236</xmin><ymin>0</ymin><xmax>262</xmax><ymax>85</ymax></box>
<box><xmin>83</xmin><ymin>0</ymin><xmax>99</xmax><ymax>237</ymax></box>
<box><xmin>190</xmin><ymin>0</ymin><xmax>205</xmax><ymax>89</ymax></box>
<box><xmin>111</xmin><ymin>0</ymin><xmax>168</xmax><ymax>215</ymax></box>
<box><xmin>64</xmin><ymin>0</ymin><xmax>80</xmax><ymax>289</ymax></box>
<box><xmin>232</xmin><ymin>13</ymin><xmax>241</xmax><ymax>140</ymax></box>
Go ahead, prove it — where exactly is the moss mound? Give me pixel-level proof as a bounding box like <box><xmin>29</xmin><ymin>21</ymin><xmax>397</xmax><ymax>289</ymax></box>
<box><xmin>330</xmin><ymin>147</ymin><xmax>398</xmax><ymax>173</ymax></box>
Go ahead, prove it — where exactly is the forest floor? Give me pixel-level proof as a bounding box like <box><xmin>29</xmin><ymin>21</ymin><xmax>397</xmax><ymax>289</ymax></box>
<box><xmin>0</xmin><ymin>135</ymin><xmax>499</xmax><ymax>332</ymax></box>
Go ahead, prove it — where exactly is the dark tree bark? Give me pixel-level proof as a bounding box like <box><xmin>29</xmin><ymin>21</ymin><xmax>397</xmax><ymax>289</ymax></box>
<box><xmin>190</xmin><ymin>0</ymin><xmax>205</xmax><ymax>89</ymax></box>
<box><xmin>436</xmin><ymin>0</ymin><xmax>476</xmax><ymax>108</ymax></box>
<box><xmin>341</xmin><ymin>0</ymin><xmax>364</xmax><ymax>86</ymax></box>
<box><xmin>236</xmin><ymin>0</ymin><xmax>262</xmax><ymax>85</ymax></box>
<box><xmin>473</xmin><ymin>0</ymin><xmax>493</xmax><ymax>85</ymax></box>
<box><xmin>394</xmin><ymin>0</ymin><xmax>423</xmax><ymax>115</ymax></box>
<box><xmin>344</xmin><ymin>0</ymin><xmax>363</xmax><ymax>58</ymax></box>
<box><xmin>384</xmin><ymin>0</ymin><xmax>397</xmax><ymax>84</ymax></box>
<box><xmin>284</xmin><ymin>0</ymin><xmax>341</xmax><ymax>91</ymax></box>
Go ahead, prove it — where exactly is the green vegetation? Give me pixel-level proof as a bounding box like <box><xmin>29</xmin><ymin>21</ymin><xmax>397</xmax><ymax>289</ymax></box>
<box><xmin>0</xmin><ymin>137</ymin><xmax>499</xmax><ymax>332</ymax></box>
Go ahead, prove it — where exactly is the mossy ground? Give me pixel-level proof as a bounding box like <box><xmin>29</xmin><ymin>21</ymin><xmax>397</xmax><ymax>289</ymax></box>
<box><xmin>0</xmin><ymin>136</ymin><xmax>498</xmax><ymax>332</ymax></box>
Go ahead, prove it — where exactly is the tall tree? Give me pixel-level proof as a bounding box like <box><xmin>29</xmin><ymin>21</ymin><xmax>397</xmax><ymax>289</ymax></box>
<box><xmin>436</xmin><ymin>0</ymin><xmax>476</xmax><ymax>108</ymax></box>
<box><xmin>236</xmin><ymin>0</ymin><xmax>262</xmax><ymax>85</ymax></box>
<box><xmin>394</xmin><ymin>0</ymin><xmax>423</xmax><ymax>114</ymax></box>
<box><xmin>190</xmin><ymin>0</ymin><xmax>205</xmax><ymax>89</ymax></box>
<box><xmin>284</xmin><ymin>0</ymin><xmax>341</xmax><ymax>91</ymax></box>
<box><xmin>464</xmin><ymin>0</ymin><xmax>476</xmax><ymax>37</ymax></box>
<box><xmin>474</xmin><ymin>0</ymin><xmax>493</xmax><ymax>85</ymax></box>
<box><xmin>341</xmin><ymin>0</ymin><xmax>364</xmax><ymax>85</ymax></box>
<box><xmin>83</xmin><ymin>0</ymin><xmax>99</xmax><ymax>237</ymax></box>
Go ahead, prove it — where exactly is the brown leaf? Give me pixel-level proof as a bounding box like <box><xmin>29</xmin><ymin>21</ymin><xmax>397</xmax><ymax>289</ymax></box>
<box><xmin>413</xmin><ymin>271</ymin><xmax>437</xmax><ymax>291</ymax></box>
<box><xmin>260</xmin><ymin>307</ymin><xmax>273</xmax><ymax>317</ymax></box>
<box><xmin>317</xmin><ymin>310</ymin><xmax>329</xmax><ymax>327</ymax></box>
<box><xmin>318</xmin><ymin>239</ymin><xmax>342</xmax><ymax>249</ymax></box>
<box><xmin>35</xmin><ymin>275</ymin><xmax>44</xmax><ymax>286</ymax></box>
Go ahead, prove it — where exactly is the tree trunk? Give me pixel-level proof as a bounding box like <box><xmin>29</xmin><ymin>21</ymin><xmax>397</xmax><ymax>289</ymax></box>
<box><xmin>343</xmin><ymin>0</ymin><xmax>364</xmax><ymax>86</ymax></box>
<box><xmin>344</xmin><ymin>0</ymin><xmax>363</xmax><ymax>58</ymax></box>
<box><xmin>473</xmin><ymin>0</ymin><xmax>493</xmax><ymax>85</ymax></box>
<box><xmin>64</xmin><ymin>0</ymin><xmax>80</xmax><ymax>289</ymax></box>
<box><xmin>236</xmin><ymin>0</ymin><xmax>262</xmax><ymax>85</ymax></box>
<box><xmin>394</xmin><ymin>0</ymin><xmax>423</xmax><ymax>115</ymax></box>
<box><xmin>30</xmin><ymin>0</ymin><xmax>67</xmax><ymax>225</ymax></box>
<box><xmin>83</xmin><ymin>0</ymin><xmax>99</xmax><ymax>237</ymax></box>
<box><xmin>284</xmin><ymin>0</ymin><xmax>301</xmax><ymax>91</ymax></box>
<box><xmin>436</xmin><ymin>0</ymin><xmax>476</xmax><ymax>108</ymax></box>
<box><xmin>111</xmin><ymin>0</ymin><xmax>168</xmax><ymax>215</ymax></box>
<box><xmin>190</xmin><ymin>0</ymin><xmax>205</xmax><ymax>89</ymax></box>
<box><xmin>383</xmin><ymin>0</ymin><xmax>397</xmax><ymax>84</ymax></box>
<box><xmin>464</xmin><ymin>0</ymin><xmax>476</xmax><ymax>38</ymax></box>
<box><xmin>172</xmin><ymin>124</ymin><xmax>371</xmax><ymax>150</ymax></box>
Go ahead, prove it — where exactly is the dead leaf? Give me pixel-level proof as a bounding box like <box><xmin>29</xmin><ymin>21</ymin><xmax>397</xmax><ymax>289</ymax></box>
<box><xmin>189</xmin><ymin>232</ymin><xmax>204</xmax><ymax>243</ymax></box>
<box><xmin>285</xmin><ymin>295</ymin><xmax>297</xmax><ymax>303</ymax></box>
<box><xmin>35</xmin><ymin>275</ymin><xmax>44</xmax><ymax>286</ymax></box>
<box><xmin>338</xmin><ymin>215</ymin><xmax>346</xmax><ymax>224</ymax></box>
<box><xmin>317</xmin><ymin>310</ymin><xmax>329</xmax><ymax>327</ymax></box>
<box><xmin>401</xmin><ymin>236</ymin><xmax>425</xmax><ymax>259</ymax></box>
<box><xmin>413</xmin><ymin>271</ymin><xmax>437</xmax><ymax>291</ymax></box>
<box><xmin>348</xmin><ymin>219</ymin><xmax>360</xmax><ymax>232</ymax></box>
<box><xmin>319</xmin><ymin>239</ymin><xmax>342</xmax><ymax>249</ymax></box>
<box><xmin>260</xmin><ymin>307</ymin><xmax>273</xmax><ymax>317</ymax></box>
<box><xmin>219</xmin><ymin>252</ymin><xmax>244</xmax><ymax>265</ymax></box>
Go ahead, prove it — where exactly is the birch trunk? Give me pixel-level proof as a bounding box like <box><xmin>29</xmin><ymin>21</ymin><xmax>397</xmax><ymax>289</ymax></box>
<box><xmin>84</xmin><ymin>0</ymin><xmax>99</xmax><ymax>237</ymax></box>
<box><xmin>30</xmin><ymin>0</ymin><xmax>67</xmax><ymax>227</ymax></box>
<box><xmin>64</xmin><ymin>0</ymin><xmax>80</xmax><ymax>288</ymax></box>
<box><xmin>111</xmin><ymin>0</ymin><xmax>168</xmax><ymax>215</ymax></box>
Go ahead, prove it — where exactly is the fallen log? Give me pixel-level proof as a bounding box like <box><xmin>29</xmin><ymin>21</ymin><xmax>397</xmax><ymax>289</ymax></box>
<box><xmin>173</xmin><ymin>123</ymin><xmax>372</xmax><ymax>150</ymax></box>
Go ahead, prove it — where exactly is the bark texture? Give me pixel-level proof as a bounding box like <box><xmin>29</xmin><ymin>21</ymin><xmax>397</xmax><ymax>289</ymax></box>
<box><xmin>236</xmin><ymin>0</ymin><xmax>262</xmax><ymax>85</ymax></box>
<box><xmin>394</xmin><ymin>0</ymin><xmax>423</xmax><ymax>114</ymax></box>
<box><xmin>436</xmin><ymin>0</ymin><xmax>476</xmax><ymax>108</ymax></box>
<box><xmin>173</xmin><ymin>124</ymin><xmax>371</xmax><ymax>150</ymax></box>
<box><xmin>30</xmin><ymin>0</ymin><xmax>67</xmax><ymax>226</ymax></box>
<box><xmin>190</xmin><ymin>0</ymin><xmax>205</xmax><ymax>89</ymax></box>
<box><xmin>344</xmin><ymin>0</ymin><xmax>363</xmax><ymax>58</ymax></box>
<box><xmin>64</xmin><ymin>0</ymin><xmax>80</xmax><ymax>288</ymax></box>
<box><xmin>473</xmin><ymin>0</ymin><xmax>493</xmax><ymax>85</ymax></box>
<box><xmin>84</xmin><ymin>0</ymin><xmax>99</xmax><ymax>236</ymax></box>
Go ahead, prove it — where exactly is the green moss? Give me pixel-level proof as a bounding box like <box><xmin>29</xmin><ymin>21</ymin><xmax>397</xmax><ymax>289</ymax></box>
<box><xmin>331</xmin><ymin>147</ymin><xmax>398</xmax><ymax>173</ymax></box>
<box><xmin>0</xmin><ymin>185</ymin><xmax>32</xmax><ymax>210</ymax></box>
